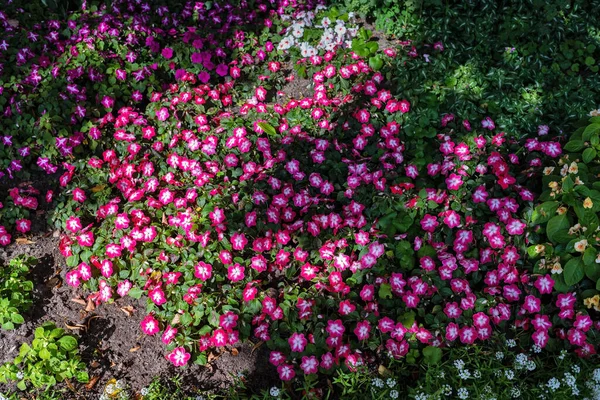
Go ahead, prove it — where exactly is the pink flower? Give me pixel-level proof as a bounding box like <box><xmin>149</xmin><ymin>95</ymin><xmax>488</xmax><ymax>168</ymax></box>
<box><xmin>156</xmin><ymin>107</ymin><xmax>170</xmax><ymax>121</ymax></box>
<box><xmin>445</xmin><ymin>173</ymin><xmax>464</xmax><ymax>190</ymax></box>
<box><xmin>300</xmin><ymin>356</ymin><xmax>319</xmax><ymax>375</ymax></box>
<box><xmin>277</xmin><ymin>364</ymin><xmax>296</xmax><ymax>381</ymax></box>
<box><xmin>194</xmin><ymin>261</ymin><xmax>212</xmax><ymax>281</ymax></box>
<box><xmin>354</xmin><ymin>320</ymin><xmax>371</xmax><ymax>341</ymax></box>
<box><xmin>141</xmin><ymin>314</ymin><xmax>159</xmax><ymax>335</ymax></box>
<box><xmin>420</xmin><ymin>214</ymin><xmax>439</xmax><ymax>232</ymax></box>
<box><xmin>167</xmin><ymin>347</ymin><xmax>190</xmax><ymax>367</ymax></box>
<box><xmin>534</xmin><ymin>275</ymin><xmax>554</xmax><ymax>295</ymax></box>
<box><xmin>162</xmin><ymin>325</ymin><xmax>177</xmax><ymax>345</ymax></box>
<box><xmin>231</xmin><ymin>232</ymin><xmax>247</xmax><ymax>250</ymax></box>
<box><xmin>15</xmin><ymin>219</ymin><xmax>31</xmax><ymax>233</ymax></box>
<box><xmin>149</xmin><ymin>287</ymin><xmax>167</xmax><ymax>306</ymax></box>
<box><xmin>65</xmin><ymin>216</ymin><xmax>82</xmax><ymax>233</ymax></box>
<box><xmin>227</xmin><ymin>263</ymin><xmax>245</xmax><ymax>282</ymax></box>
<box><xmin>66</xmin><ymin>270</ymin><xmax>81</xmax><ymax>287</ymax></box>
<box><xmin>288</xmin><ymin>332</ymin><xmax>307</xmax><ymax>353</ymax></box>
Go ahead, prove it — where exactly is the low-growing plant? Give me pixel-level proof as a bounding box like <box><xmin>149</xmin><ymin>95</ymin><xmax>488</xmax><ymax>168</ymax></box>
<box><xmin>0</xmin><ymin>255</ymin><xmax>35</xmax><ymax>330</ymax></box>
<box><xmin>0</xmin><ymin>322</ymin><xmax>89</xmax><ymax>390</ymax></box>
<box><xmin>529</xmin><ymin>116</ymin><xmax>600</xmax><ymax>300</ymax></box>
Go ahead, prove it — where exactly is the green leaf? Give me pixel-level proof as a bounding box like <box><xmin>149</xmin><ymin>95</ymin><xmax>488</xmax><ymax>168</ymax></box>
<box><xmin>582</xmin><ymin>123</ymin><xmax>600</xmax><ymax>141</ymax></box>
<box><xmin>378</xmin><ymin>283</ymin><xmax>392</xmax><ymax>299</ymax></box>
<box><xmin>368</xmin><ymin>55</ymin><xmax>384</xmax><ymax>71</ymax></box>
<box><xmin>11</xmin><ymin>314</ymin><xmax>24</xmax><ymax>325</ymax></box>
<box><xmin>17</xmin><ymin>380</ymin><xmax>26</xmax><ymax>391</ymax></box>
<box><xmin>58</xmin><ymin>336</ymin><xmax>78</xmax><ymax>351</ymax></box>
<box><xmin>39</xmin><ymin>348</ymin><xmax>51</xmax><ymax>360</ymax></box>
<box><xmin>582</xmin><ymin>148</ymin><xmax>597</xmax><ymax>163</ymax></box>
<box><xmin>257</xmin><ymin>122</ymin><xmax>277</xmax><ymax>136</ymax></box>
<box><xmin>564</xmin><ymin>257</ymin><xmax>585</xmax><ymax>286</ymax></box>
<box><xmin>584</xmin><ymin>248</ymin><xmax>597</xmax><ymax>265</ymax></box>
<box><xmin>422</xmin><ymin>346</ymin><xmax>442</xmax><ymax>365</ymax></box>
<box><xmin>584</xmin><ymin>262</ymin><xmax>600</xmax><ymax>283</ymax></box>
<box><xmin>2</xmin><ymin>321</ymin><xmax>14</xmax><ymax>330</ymax></box>
<box><xmin>546</xmin><ymin>214</ymin><xmax>571</xmax><ymax>244</ymax></box>
<box><xmin>564</xmin><ymin>140</ymin><xmax>584</xmax><ymax>152</ymax></box>
<box><xmin>127</xmin><ymin>287</ymin><xmax>143</xmax><ymax>299</ymax></box>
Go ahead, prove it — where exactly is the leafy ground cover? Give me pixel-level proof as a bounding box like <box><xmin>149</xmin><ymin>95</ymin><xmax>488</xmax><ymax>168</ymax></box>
<box><xmin>0</xmin><ymin>0</ymin><xmax>599</xmax><ymax>399</ymax></box>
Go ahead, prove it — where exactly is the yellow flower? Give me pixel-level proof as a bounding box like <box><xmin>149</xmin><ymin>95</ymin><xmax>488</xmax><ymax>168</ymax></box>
<box><xmin>584</xmin><ymin>197</ymin><xmax>593</xmax><ymax>209</ymax></box>
<box><xmin>557</xmin><ymin>206</ymin><xmax>567</xmax><ymax>215</ymax></box>
<box><xmin>590</xmin><ymin>109</ymin><xmax>600</xmax><ymax>117</ymax></box>
<box><xmin>535</xmin><ymin>244</ymin><xmax>546</xmax><ymax>254</ymax></box>
<box><xmin>574</xmin><ymin>239</ymin><xmax>588</xmax><ymax>252</ymax></box>
<box><xmin>551</xmin><ymin>262</ymin><xmax>563</xmax><ymax>274</ymax></box>
<box><xmin>584</xmin><ymin>294</ymin><xmax>600</xmax><ymax>312</ymax></box>
<box><xmin>568</xmin><ymin>161</ymin><xmax>578</xmax><ymax>174</ymax></box>
<box><xmin>543</xmin><ymin>167</ymin><xmax>555</xmax><ymax>176</ymax></box>
<box><xmin>548</xmin><ymin>181</ymin><xmax>559</xmax><ymax>191</ymax></box>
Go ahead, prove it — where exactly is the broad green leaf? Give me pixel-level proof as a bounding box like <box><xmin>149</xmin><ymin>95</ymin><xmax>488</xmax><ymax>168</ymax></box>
<box><xmin>546</xmin><ymin>214</ymin><xmax>571</xmax><ymax>244</ymax></box>
<box><xmin>564</xmin><ymin>257</ymin><xmax>585</xmax><ymax>286</ymax></box>
<box><xmin>422</xmin><ymin>346</ymin><xmax>442</xmax><ymax>365</ymax></box>
<box><xmin>584</xmin><ymin>247</ymin><xmax>597</xmax><ymax>265</ymax></box>
<box><xmin>58</xmin><ymin>336</ymin><xmax>78</xmax><ymax>351</ymax></box>
<box><xmin>378</xmin><ymin>283</ymin><xmax>392</xmax><ymax>299</ymax></box>
<box><xmin>582</xmin><ymin>148</ymin><xmax>597</xmax><ymax>163</ymax></box>
<box><xmin>127</xmin><ymin>287</ymin><xmax>143</xmax><ymax>299</ymax></box>
<box><xmin>11</xmin><ymin>314</ymin><xmax>24</xmax><ymax>325</ymax></box>
<box><xmin>256</xmin><ymin>122</ymin><xmax>276</xmax><ymax>136</ymax></box>
<box><xmin>584</xmin><ymin>262</ymin><xmax>600</xmax><ymax>282</ymax></box>
<box><xmin>564</xmin><ymin>140</ymin><xmax>584</xmax><ymax>152</ymax></box>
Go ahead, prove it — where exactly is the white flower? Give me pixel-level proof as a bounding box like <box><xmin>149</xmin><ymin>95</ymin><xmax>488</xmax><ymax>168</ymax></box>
<box><xmin>457</xmin><ymin>388</ymin><xmax>469</xmax><ymax>399</ymax></box>
<box><xmin>572</xmin><ymin>365</ymin><xmax>581</xmax><ymax>374</ymax></box>
<box><xmin>473</xmin><ymin>370</ymin><xmax>482</xmax><ymax>379</ymax></box>
<box><xmin>496</xmin><ymin>351</ymin><xmax>504</xmax><ymax>360</ymax></box>
<box><xmin>526</xmin><ymin>360</ymin><xmax>537</xmax><ymax>371</ymax></box>
<box><xmin>321</xmin><ymin>17</ymin><xmax>331</xmax><ymax>27</ymax></box>
<box><xmin>16</xmin><ymin>371</ymin><xmax>24</xmax><ymax>380</ymax></box>
<box><xmin>547</xmin><ymin>377</ymin><xmax>561</xmax><ymax>391</ymax></box>
<box><xmin>334</xmin><ymin>24</ymin><xmax>347</xmax><ymax>37</ymax></box>
<box><xmin>592</xmin><ymin>368</ymin><xmax>600</xmax><ymax>383</ymax></box>
<box><xmin>454</xmin><ymin>359</ymin><xmax>466</xmax><ymax>370</ymax></box>
<box><xmin>532</xmin><ymin>345</ymin><xmax>542</xmax><ymax>353</ymax></box>
<box><xmin>291</xmin><ymin>24</ymin><xmax>304</xmax><ymax>38</ymax></box>
<box><xmin>443</xmin><ymin>384</ymin><xmax>452</xmax><ymax>396</ymax></box>
<box><xmin>510</xmin><ymin>388</ymin><xmax>521</xmax><ymax>398</ymax></box>
<box><xmin>415</xmin><ymin>393</ymin><xmax>427</xmax><ymax>400</ymax></box>
<box><xmin>390</xmin><ymin>390</ymin><xmax>399</xmax><ymax>399</ymax></box>
<box><xmin>506</xmin><ymin>339</ymin><xmax>517</xmax><ymax>348</ymax></box>
<box><xmin>371</xmin><ymin>378</ymin><xmax>384</xmax><ymax>388</ymax></box>
<box><xmin>386</xmin><ymin>378</ymin><xmax>397</xmax><ymax>388</ymax></box>
<box><xmin>563</xmin><ymin>372</ymin><xmax>576</xmax><ymax>388</ymax></box>
<box><xmin>270</xmin><ymin>386</ymin><xmax>281</xmax><ymax>397</ymax></box>
<box><xmin>459</xmin><ymin>369</ymin><xmax>472</xmax><ymax>380</ymax></box>
<box><xmin>140</xmin><ymin>387</ymin><xmax>149</xmax><ymax>396</ymax></box>
<box><xmin>505</xmin><ymin>369</ymin><xmax>515</xmax><ymax>380</ymax></box>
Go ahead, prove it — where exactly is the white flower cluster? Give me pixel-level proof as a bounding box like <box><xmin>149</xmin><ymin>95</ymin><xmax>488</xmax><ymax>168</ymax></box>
<box><xmin>514</xmin><ymin>353</ymin><xmax>536</xmax><ymax>371</ymax></box>
<box><xmin>584</xmin><ymin>368</ymin><xmax>600</xmax><ymax>400</ymax></box>
<box><xmin>269</xmin><ymin>386</ymin><xmax>281</xmax><ymax>397</ymax></box>
<box><xmin>277</xmin><ymin>8</ymin><xmax>358</xmax><ymax>56</ymax></box>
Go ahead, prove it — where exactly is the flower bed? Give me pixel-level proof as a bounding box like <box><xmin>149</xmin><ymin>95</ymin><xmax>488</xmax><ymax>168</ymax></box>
<box><xmin>0</xmin><ymin>0</ymin><xmax>598</xmax><ymax>397</ymax></box>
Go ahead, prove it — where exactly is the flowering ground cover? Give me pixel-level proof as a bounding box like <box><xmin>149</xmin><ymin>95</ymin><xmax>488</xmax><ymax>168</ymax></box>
<box><xmin>0</xmin><ymin>0</ymin><xmax>599</xmax><ymax>399</ymax></box>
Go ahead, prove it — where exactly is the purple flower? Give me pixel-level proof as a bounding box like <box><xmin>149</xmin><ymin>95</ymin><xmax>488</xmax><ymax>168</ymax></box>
<box><xmin>216</xmin><ymin>64</ymin><xmax>228</xmax><ymax>76</ymax></box>
<box><xmin>198</xmin><ymin>71</ymin><xmax>210</xmax><ymax>83</ymax></box>
<box><xmin>162</xmin><ymin>47</ymin><xmax>173</xmax><ymax>59</ymax></box>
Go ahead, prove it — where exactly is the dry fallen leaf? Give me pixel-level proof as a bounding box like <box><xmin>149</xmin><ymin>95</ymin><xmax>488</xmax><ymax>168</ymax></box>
<box><xmin>170</xmin><ymin>313</ymin><xmax>181</xmax><ymax>325</ymax></box>
<box><xmin>7</xmin><ymin>19</ymin><xmax>19</xmax><ymax>27</ymax></box>
<box><xmin>231</xmin><ymin>348</ymin><xmax>239</xmax><ymax>356</ymax></box>
<box><xmin>65</xmin><ymin>379</ymin><xmax>76</xmax><ymax>391</ymax></box>
<box><xmin>120</xmin><ymin>305</ymin><xmax>135</xmax><ymax>317</ymax></box>
<box><xmin>85</xmin><ymin>299</ymin><xmax>96</xmax><ymax>312</ymax></box>
<box><xmin>129</xmin><ymin>346</ymin><xmax>141</xmax><ymax>352</ymax></box>
<box><xmin>91</xmin><ymin>184</ymin><xmax>106</xmax><ymax>193</ymax></box>
<box><xmin>71</xmin><ymin>298</ymin><xmax>87</xmax><ymax>306</ymax></box>
<box><xmin>90</xmin><ymin>361</ymin><xmax>100</xmax><ymax>368</ymax></box>
<box><xmin>251</xmin><ymin>341</ymin><xmax>264</xmax><ymax>354</ymax></box>
<box><xmin>85</xmin><ymin>315</ymin><xmax>103</xmax><ymax>330</ymax></box>
<box><xmin>65</xmin><ymin>323</ymin><xmax>87</xmax><ymax>331</ymax></box>
<box><xmin>85</xmin><ymin>376</ymin><xmax>100</xmax><ymax>390</ymax></box>
<box><xmin>15</xmin><ymin>237</ymin><xmax>35</xmax><ymax>245</ymax></box>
